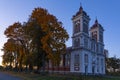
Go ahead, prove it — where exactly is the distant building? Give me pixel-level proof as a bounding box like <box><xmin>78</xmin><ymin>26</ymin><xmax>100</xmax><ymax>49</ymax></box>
<box><xmin>104</xmin><ymin>49</ymin><xmax>109</xmax><ymax>58</ymax></box>
<box><xmin>47</xmin><ymin>6</ymin><xmax>106</xmax><ymax>75</ymax></box>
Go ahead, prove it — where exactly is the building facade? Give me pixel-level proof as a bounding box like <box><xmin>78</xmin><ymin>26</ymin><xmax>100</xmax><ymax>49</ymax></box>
<box><xmin>69</xmin><ymin>6</ymin><xmax>105</xmax><ymax>75</ymax></box>
<box><xmin>47</xmin><ymin>6</ymin><xmax>106</xmax><ymax>75</ymax></box>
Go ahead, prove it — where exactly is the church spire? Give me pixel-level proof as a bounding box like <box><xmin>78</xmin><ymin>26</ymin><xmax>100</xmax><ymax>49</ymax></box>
<box><xmin>95</xmin><ymin>18</ymin><xmax>98</xmax><ymax>24</ymax></box>
<box><xmin>72</xmin><ymin>4</ymin><xmax>89</xmax><ymax>21</ymax></box>
<box><xmin>79</xmin><ymin>3</ymin><xmax>83</xmax><ymax>13</ymax></box>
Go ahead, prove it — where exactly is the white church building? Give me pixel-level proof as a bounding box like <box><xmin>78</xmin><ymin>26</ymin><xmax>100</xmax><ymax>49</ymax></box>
<box><xmin>47</xmin><ymin>6</ymin><xmax>106</xmax><ymax>75</ymax></box>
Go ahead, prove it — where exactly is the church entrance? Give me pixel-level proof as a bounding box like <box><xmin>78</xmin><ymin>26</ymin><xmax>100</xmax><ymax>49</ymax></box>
<box><xmin>92</xmin><ymin>66</ymin><xmax>95</xmax><ymax>74</ymax></box>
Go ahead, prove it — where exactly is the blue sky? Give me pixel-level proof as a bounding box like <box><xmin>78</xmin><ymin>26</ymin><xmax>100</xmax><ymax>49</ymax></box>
<box><xmin>0</xmin><ymin>0</ymin><xmax>120</xmax><ymax>65</ymax></box>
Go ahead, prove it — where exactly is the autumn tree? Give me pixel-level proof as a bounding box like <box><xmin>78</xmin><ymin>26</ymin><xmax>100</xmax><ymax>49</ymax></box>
<box><xmin>2</xmin><ymin>7</ymin><xmax>69</xmax><ymax>72</ymax></box>
<box><xmin>3</xmin><ymin>22</ymin><xmax>25</xmax><ymax>70</ymax></box>
<box><xmin>2</xmin><ymin>38</ymin><xmax>16</xmax><ymax>67</ymax></box>
<box><xmin>26</xmin><ymin>7</ymin><xmax>69</xmax><ymax>71</ymax></box>
<box><xmin>24</xmin><ymin>19</ymin><xmax>45</xmax><ymax>70</ymax></box>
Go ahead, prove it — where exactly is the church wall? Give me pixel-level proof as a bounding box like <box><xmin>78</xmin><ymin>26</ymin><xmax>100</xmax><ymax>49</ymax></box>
<box><xmin>97</xmin><ymin>55</ymin><xmax>105</xmax><ymax>74</ymax></box>
<box><xmin>88</xmin><ymin>52</ymin><xmax>93</xmax><ymax>74</ymax></box>
<box><xmin>70</xmin><ymin>50</ymin><xmax>81</xmax><ymax>73</ymax></box>
<box><xmin>81</xmin><ymin>50</ymin><xmax>94</xmax><ymax>74</ymax></box>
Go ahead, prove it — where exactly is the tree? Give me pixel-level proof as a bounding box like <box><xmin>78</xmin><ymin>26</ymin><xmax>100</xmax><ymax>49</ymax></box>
<box><xmin>106</xmin><ymin>57</ymin><xmax>120</xmax><ymax>72</ymax></box>
<box><xmin>4</xmin><ymin>22</ymin><xmax>21</xmax><ymax>61</ymax></box>
<box><xmin>24</xmin><ymin>19</ymin><xmax>45</xmax><ymax>70</ymax></box>
<box><xmin>28</xmin><ymin>7</ymin><xmax>69</xmax><ymax>71</ymax></box>
<box><xmin>2</xmin><ymin>7</ymin><xmax>69</xmax><ymax>73</ymax></box>
<box><xmin>2</xmin><ymin>39</ymin><xmax>15</xmax><ymax>67</ymax></box>
<box><xmin>3</xmin><ymin>22</ymin><xmax>25</xmax><ymax>71</ymax></box>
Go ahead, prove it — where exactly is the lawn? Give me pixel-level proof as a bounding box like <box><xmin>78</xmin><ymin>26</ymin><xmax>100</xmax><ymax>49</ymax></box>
<box><xmin>2</xmin><ymin>71</ymin><xmax>120</xmax><ymax>80</ymax></box>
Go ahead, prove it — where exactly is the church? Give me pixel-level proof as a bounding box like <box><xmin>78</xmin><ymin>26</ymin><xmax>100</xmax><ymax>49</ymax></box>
<box><xmin>47</xmin><ymin>6</ymin><xmax>106</xmax><ymax>75</ymax></box>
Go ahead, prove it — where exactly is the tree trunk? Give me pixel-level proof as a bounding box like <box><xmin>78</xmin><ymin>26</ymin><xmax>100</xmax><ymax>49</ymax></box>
<box><xmin>29</xmin><ymin>64</ymin><xmax>33</xmax><ymax>72</ymax></box>
<box><xmin>41</xmin><ymin>53</ymin><xmax>45</xmax><ymax>72</ymax></box>
<box><xmin>19</xmin><ymin>60</ymin><xmax>22</xmax><ymax>72</ymax></box>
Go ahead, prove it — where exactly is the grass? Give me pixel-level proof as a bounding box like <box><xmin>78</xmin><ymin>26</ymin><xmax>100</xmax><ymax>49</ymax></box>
<box><xmin>2</xmin><ymin>71</ymin><xmax>120</xmax><ymax>80</ymax></box>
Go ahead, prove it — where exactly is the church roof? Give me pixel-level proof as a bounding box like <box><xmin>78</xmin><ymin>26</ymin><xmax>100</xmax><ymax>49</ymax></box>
<box><xmin>72</xmin><ymin>6</ymin><xmax>89</xmax><ymax>18</ymax></box>
<box><xmin>90</xmin><ymin>19</ymin><xmax>104</xmax><ymax>31</ymax></box>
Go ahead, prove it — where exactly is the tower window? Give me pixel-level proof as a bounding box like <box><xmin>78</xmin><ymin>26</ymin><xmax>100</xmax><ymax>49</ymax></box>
<box><xmin>100</xmin><ymin>34</ymin><xmax>103</xmax><ymax>42</ymax></box>
<box><xmin>92</xmin><ymin>31</ymin><xmax>97</xmax><ymax>41</ymax></box>
<box><xmin>74</xmin><ymin>20</ymin><xmax>80</xmax><ymax>34</ymax></box>
<box><xmin>83</xmin><ymin>22</ymin><xmax>88</xmax><ymax>34</ymax></box>
<box><xmin>74</xmin><ymin>38</ymin><xmax>80</xmax><ymax>47</ymax></box>
<box><xmin>84</xmin><ymin>38</ymin><xmax>88</xmax><ymax>48</ymax></box>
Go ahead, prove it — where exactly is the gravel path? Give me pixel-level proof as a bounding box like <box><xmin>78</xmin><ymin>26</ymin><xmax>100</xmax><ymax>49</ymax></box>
<box><xmin>0</xmin><ymin>72</ymin><xmax>21</xmax><ymax>80</ymax></box>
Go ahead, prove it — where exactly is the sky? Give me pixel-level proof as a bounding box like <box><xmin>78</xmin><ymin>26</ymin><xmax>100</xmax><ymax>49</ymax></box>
<box><xmin>0</xmin><ymin>0</ymin><xmax>120</xmax><ymax>65</ymax></box>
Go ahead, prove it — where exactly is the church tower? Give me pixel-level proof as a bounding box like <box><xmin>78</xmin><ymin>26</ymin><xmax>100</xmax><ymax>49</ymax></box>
<box><xmin>70</xmin><ymin>6</ymin><xmax>91</xmax><ymax>73</ymax></box>
<box><xmin>72</xmin><ymin>6</ymin><xmax>90</xmax><ymax>48</ymax></box>
<box><xmin>70</xmin><ymin>5</ymin><xmax>105</xmax><ymax>74</ymax></box>
<box><xmin>90</xmin><ymin>19</ymin><xmax>104</xmax><ymax>54</ymax></box>
<box><xmin>90</xmin><ymin>19</ymin><xmax>105</xmax><ymax>74</ymax></box>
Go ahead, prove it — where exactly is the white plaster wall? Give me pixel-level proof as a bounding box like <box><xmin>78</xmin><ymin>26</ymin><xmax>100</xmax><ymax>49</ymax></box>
<box><xmin>70</xmin><ymin>50</ymin><xmax>81</xmax><ymax>73</ymax></box>
<box><xmin>88</xmin><ymin>52</ymin><xmax>92</xmax><ymax>73</ymax></box>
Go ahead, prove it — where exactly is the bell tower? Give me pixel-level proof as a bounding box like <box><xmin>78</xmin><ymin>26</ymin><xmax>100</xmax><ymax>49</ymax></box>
<box><xmin>90</xmin><ymin>19</ymin><xmax>104</xmax><ymax>54</ymax></box>
<box><xmin>90</xmin><ymin>19</ymin><xmax>104</xmax><ymax>42</ymax></box>
<box><xmin>72</xmin><ymin>6</ymin><xmax>90</xmax><ymax>48</ymax></box>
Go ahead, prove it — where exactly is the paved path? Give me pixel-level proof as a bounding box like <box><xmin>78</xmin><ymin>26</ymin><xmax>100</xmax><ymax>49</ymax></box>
<box><xmin>0</xmin><ymin>72</ymin><xmax>21</xmax><ymax>80</ymax></box>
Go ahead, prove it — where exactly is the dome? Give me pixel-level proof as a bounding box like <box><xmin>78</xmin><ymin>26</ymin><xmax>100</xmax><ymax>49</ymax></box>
<box><xmin>90</xmin><ymin>19</ymin><xmax>104</xmax><ymax>31</ymax></box>
<box><xmin>72</xmin><ymin>6</ymin><xmax>89</xmax><ymax>18</ymax></box>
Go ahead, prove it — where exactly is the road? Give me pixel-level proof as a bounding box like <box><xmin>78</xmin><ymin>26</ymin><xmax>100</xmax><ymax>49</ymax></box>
<box><xmin>0</xmin><ymin>72</ymin><xmax>21</xmax><ymax>80</ymax></box>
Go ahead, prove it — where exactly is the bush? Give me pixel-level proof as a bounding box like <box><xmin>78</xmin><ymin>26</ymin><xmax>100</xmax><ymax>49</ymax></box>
<box><xmin>0</xmin><ymin>66</ymin><xmax>4</xmax><ymax>70</ymax></box>
<box><xmin>107</xmin><ymin>72</ymin><xmax>120</xmax><ymax>76</ymax></box>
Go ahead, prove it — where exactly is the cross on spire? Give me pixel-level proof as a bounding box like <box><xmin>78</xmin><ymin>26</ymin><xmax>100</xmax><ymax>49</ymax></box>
<box><xmin>80</xmin><ymin>2</ymin><xmax>82</xmax><ymax>7</ymax></box>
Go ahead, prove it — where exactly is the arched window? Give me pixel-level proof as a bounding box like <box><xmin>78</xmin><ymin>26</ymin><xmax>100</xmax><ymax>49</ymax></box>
<box><xmin>92</xmin><ymin>31</ymin><xmax>97</xmax><ymax>41</ymax></box>
<box><xmin>74</xmin><ymin>38</ymin><xmax>80</xmax><ymax>47</ymax></box>
<box><xmin>84</xmin><ymin>54</ymin><xmax>88</xmax><ymax>74</ymax></box>
<box><xmin>65</xmin><ymin>54</ymin><xmax>70</xmax><ymax>67</ymax></box>
<box><xmin>84</xmin><ymin>38</ymin><xmax>88</xmax><ymax>48</ymax></box>
<box><xmin>99</xmin><ymin>31</ymin><xmax>103</xmax><ymax>42</ymax></box>
<box><xmin>74</xmin><ymin>20</ymin><xmax>80</xmax><ymax>34</ymax></box>
<box><xmin>77</xmin><ymin>23</ymin><xmax>80</xmax><ymax>32</ymax></box>
<box><xmin>83</xmin><ymin>23</ymin><xmax>88</xmax><ymax>34</ymax></box>
<box><xmin>97</xmin><ymin>57</ymin><xmax>99</xmax><ymax>72</ymax></box>
<box><xmin>74</xmin><ymin>54</ymin><xmax>79</xmax><ymax>66</ymax></box>
<box><xmin>84</xmin><ymin>54</ymin><xmax>88</xmax><ymax>63</ymax></box>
